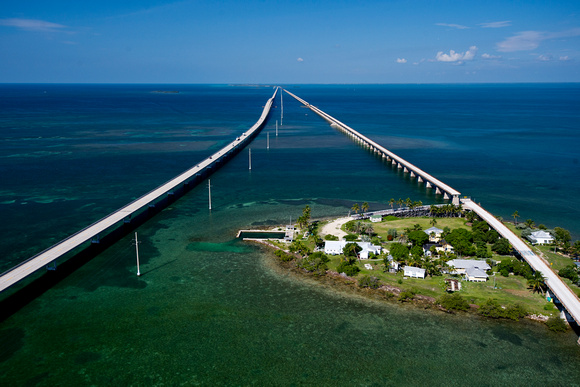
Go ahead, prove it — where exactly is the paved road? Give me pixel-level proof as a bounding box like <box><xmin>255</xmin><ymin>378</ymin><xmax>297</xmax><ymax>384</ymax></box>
<box><xmin>0</xmin><ymin>88</ymin><xmax>278</xmax><ymax>293</ymax></box>
<box><xmin>462</xmin><ymin>199</ymin><xmax>580</xmax><ymax>323</ymax></box>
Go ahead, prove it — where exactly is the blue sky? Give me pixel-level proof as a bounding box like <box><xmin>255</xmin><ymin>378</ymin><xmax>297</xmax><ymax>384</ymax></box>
<box><xmin>1</xmin><ymin>0</ymin><xmax>579</xmax><ymax>83</ymax></box>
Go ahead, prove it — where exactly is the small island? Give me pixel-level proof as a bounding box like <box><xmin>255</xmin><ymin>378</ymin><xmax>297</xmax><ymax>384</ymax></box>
<box><xmin>243</xmin><ymin>201</ymin><xmax>580</xmax><ymax>334</ymax></box>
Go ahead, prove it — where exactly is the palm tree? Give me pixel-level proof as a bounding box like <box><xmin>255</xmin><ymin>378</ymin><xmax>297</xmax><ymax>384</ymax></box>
<box><xmin>528</xmin><ymin>271</ymin><xmax>547</xmax><ymax>295</ymax></box>
<box><xmin>430</xmin><ymin>218</ymin><xmax>437</xmax><ymax>227</ymax></box>
<box><xmin>405</xmin><ymin>197</ymin><xmax>412</xmax><ymax>208</ymax></box>
<box><xmin>397</xmin><ymin>198</ymin><xmax>403</xmax><ymax>209</ymax></box>
<box><xmin>512</xmin><ymin>210</ymin><xmax>520</xmax><ymax>226</ymax></box>
<box><xmin>351</xmin><ymin>203</ymin><xmax>360</xmax><ymax>214</ymax></box>
<box><xmin>389</xmin><ymin>198</ymin><xmax>395</xmax><ymax>210</ymax></box>
<box><xmin>524</xmin><ymin>219</ymin><xmax>535</xmax><ymax>228</ymax></box>
<box><xmin>362</xmin><ymin>202</ymin><xmax>369</xmax><ymax>214</ymax></box>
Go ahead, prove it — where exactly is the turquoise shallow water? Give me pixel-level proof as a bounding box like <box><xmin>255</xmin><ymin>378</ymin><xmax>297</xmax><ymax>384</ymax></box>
<box><xmin>1</xmin><ymin>84</ymin><xmax>580</xmax><ymax>384</ymax></box>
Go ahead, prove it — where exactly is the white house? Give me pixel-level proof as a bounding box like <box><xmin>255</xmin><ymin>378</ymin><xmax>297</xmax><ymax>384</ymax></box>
<box><xmin>424</xmin><ymin>226</ymin><xmax>444</xmax><ymax>242</ymax></box>
<box><xmin>323</xmin><ymin>241</ymin><xmax>382</xmax><ymax>259</ymax></box>
<box><xmin>465</xmin><ymin>267</ymin><xmax>489</xmax><ymax>282</ymax></box>
<box><xmin>527</xmin><ymin>230</ymin><xmax>554</xmax><ymax>245</ymax></box>
<box><xmin>370</xmin><ymin>214</ymin><xmax>383</xmax><ymax>223</ymax></box>
<box><xmin>447</xmin><ymin>259</ymin><xmax>490</xmax><ymax>281</ymax></box>
<box><xmin>403</xmin><ymin>266</ymin><xmax>426</xmax><ymax>279</ymax></box>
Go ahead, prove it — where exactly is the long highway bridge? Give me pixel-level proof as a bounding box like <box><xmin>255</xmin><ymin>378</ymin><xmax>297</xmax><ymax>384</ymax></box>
<box><xmin>285</xmin><ymin>88</ymin><xmax>580</xmax><ymax>326</ymax></box>
<box><xmin>0</xmin><ymin>87</ymin><xmax>278</xmax><ymax>293</ymax></box>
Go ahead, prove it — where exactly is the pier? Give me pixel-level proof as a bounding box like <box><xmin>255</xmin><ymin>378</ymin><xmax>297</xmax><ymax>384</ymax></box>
<box><xmin>284</xmin><ymin>89</ymin><xmax>580</xmax><ymax>325</ymax></box>
<box><xmin>0</xmin><ymin>88</ymin><xmax>278</xmax><ymax>293</ymax></box>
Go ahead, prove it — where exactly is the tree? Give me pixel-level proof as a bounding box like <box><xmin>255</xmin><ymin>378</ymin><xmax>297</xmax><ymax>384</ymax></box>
<box><xmin>528</xmin><ymin>271</ymin><xmax>547</xmax><ymax>295</ymax></box>
<box><xmin>408</xmin><ymin>230</ymin><xmax>429</xmax><ymax>247</ymax></box>
<box><xmin>397</xmin><ymin>198</ymin><xmax>404</xmax><ymax>209</ymax></box>
<box><xmin>297</xmin><ymin>205</ymin><xmax>311</xmax><ymax>229</ymax></box>
<box><xmin>430</xmin><ymin>218</ymin><xmax>437</xmax><ymax>227</ymax></box>
<box><xmin>389</xmin><ymin>198</ymin><xmax>395</xmax><ymax>210</ymax></box>
<box><xmin>438</xmin><ymin>293</ymin><xmax>470</xmax><ymax>311</ymax></box>
<box><xmin>361</xmin><ymin>202</ymin><xmax>369</xmax><ymax>213</ymax></box>
<box><xmin>554</xmin><ymin>227</ymin><xmax>571</xmax><ymax>249</ymax></box>
<box><xmin>389</xmin><ymin>243</ymin><xmax>410</xmax><ymax>262</ymax></box>
<box><xmin>524</xmin><ymin>219</ymin><xmax>535</xmax><ymax>228</ymax></box>
<box><xmin>492</xmin><ymin>238</ymin><xmax>511</xmax><ymax>255</ymax></box>
<box><xmin>351</xmin><ymin>203</ymin><xmax>360</xmax><ymax>214</ymax></box>
<box><xmin>343</xmin><ymin>242</ymin><xmax>362</xmax><ymax>263</ymax></box>
<box><xmin>558</xmin><ymin>265</ymin><xmax>579</xmax><ymax>283</ymax></box>
<box><xmin>512</xmin><ymin>210</ymin><xmax>520</xmax><ymax>226</ymax></box>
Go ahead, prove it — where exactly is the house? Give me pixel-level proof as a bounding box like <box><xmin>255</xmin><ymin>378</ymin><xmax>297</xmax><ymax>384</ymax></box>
<box><xmin>439</xmin><ymin>239</ymin><xmax>454</xmax><ymax>253</ymax></box>
<box><xmin>403</xmin><ymin>266</ymin><xmax>426</xmax><ymax>279</ymax></box>
<box><xmin>527</xmin><ymin>230</ymin><xmax>554</xmax><ymax>245</ymax></box>
<box><xmin>465</xmin><ymin>268</ymin><xmax>488</xmax><ymax>282</ymax></box>
<box><xmin>384</xmin><ymin>254</ymin><xmax>399</xmax><ymax>273</ymax></box>
<box><xmin>323</xmin><ymin>240</ymin><xmax>382</xmax><ymax>259</ymax></box>
<box><xmin>447</xmin><ymin>259</ymin><xmax>490</xmax><ymax>282</ymax></box>
<box><xmin>424</xmin><ymin>226</ymin><xmax>444</xmax><ymax>242</ymax></box>
<box><xmin>423</xmin><ymin>242</ymin><xmax>442</xmax><ymax>256</ymax></box>
<box><xmin>447</xmin><ymin>259</ymin><xmax>490</xmax><ymax>274</ymax></box>
<box><xmin>370</xmin><ymin>214</ymin><xmax>383</xmax><ymax>223</ymax></box>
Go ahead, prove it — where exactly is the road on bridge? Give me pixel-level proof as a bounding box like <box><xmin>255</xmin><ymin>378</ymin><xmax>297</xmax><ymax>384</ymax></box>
<box><xmin>462</xmin><ymin>199</ymin><xmax>580</xmax><ymax>324</ymax></box>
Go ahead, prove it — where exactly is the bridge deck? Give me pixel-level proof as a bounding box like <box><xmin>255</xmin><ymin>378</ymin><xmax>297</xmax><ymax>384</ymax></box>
<box><xmin>0</xmin><ymin>88</ymin><xmax>278</xmax><ymax>293</ymax></box>
<box><xmin>462</xmin><ymin>199</ymin><xmax>580</xmax><ymax>324</ymax></box>
<box><xmin>284</xmin><ymin>90</ymin><xmax>461</xmax><ymax>198</ymax></box>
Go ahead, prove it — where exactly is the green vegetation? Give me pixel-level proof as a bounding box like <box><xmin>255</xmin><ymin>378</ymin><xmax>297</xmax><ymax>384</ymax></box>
<box><xmin>478</xmin><ymin>299</ymin><xmax>528</xmax><ymax>320</ymax></box>
<box><xmin>545</xmin><ymin>316</ymin><xmax>568</xmax><ymax>332</ymax></box>
<box><xmin>275</xmin><ymin>249</ymin><xmax>294</xmax><ymax>262</ymax></box>
<box><xmin>358</xmin><ymin>275</ymin><xmax>381</xmax><ymax>289</ymax></box>
<box><xmin>438</xmin><ymin>293</ymin><xmax>470</xmax><ymax>311</ymax></box>
<box><xmin>297</xmin><ymin>252</ymin><xmax>329</xmax><ymax>275</ymax></box>
<box><xmin>398</xmin><ymin>289</ymin><xmax>416</xmax><ymax>302</ymax></box>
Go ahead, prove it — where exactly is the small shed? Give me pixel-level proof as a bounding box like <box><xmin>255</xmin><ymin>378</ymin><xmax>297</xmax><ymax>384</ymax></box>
<box><xmin>403</xmin><ymin>266</ymin><xmax>426</xmax><ymax>279</ymax></box>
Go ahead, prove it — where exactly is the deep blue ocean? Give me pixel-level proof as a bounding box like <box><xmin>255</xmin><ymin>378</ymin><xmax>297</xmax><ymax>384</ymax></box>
<box><xmin>1</xmin><ymin>84</ymin><xmax>579</xmax><ymax>385</ymax></box>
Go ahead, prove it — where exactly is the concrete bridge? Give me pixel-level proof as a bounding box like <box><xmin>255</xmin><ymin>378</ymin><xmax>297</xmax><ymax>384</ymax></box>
<box><xmin>284</xmin><ymin>89</ymin><xmax>461</xmax><ymax>206</ymax></box>
<box><xmin>0</xmin><ymin>88</ymin><xmax>278</xmax><ymax>293</ymax></box>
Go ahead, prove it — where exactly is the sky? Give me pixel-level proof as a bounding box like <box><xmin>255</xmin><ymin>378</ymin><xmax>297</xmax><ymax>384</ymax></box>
<box><xmin>1</xmin><ymin>0</ymin><xmax>579</xmax><ymax>83</ymax></box>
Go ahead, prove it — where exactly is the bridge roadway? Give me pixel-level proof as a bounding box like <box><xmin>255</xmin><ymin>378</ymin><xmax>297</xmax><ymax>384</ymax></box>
<box><xmin>284</xmin><ymin>90</ymin><xmax>461</xmax><ymax>205</ymax></box>
<box><xmin>0</xmin><ymin>88</ymin><xmax>278</xmax><ymax>293</ymax></box>
<box><xmin>462</xmin><ymin>199</ymin><xmax>580</xmax><ymax>324</ymax></box>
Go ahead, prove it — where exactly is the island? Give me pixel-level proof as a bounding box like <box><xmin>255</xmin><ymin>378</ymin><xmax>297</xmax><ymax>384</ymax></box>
<box><xmin>242</xmin><ymin>201</ymin><xmax>580</xmax><ymax>335</ymax></box>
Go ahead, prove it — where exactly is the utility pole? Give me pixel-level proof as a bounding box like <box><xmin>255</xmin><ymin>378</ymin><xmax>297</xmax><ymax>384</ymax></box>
<box><xmin>281</xmin><ymin>90</ymin><xmax>283</xmax><ymax>126</ymax></box>
<box><xmin>134</xmin><ymin>232</ymin><xmax>141</xmax><ymax>277</ymax></box>
<box><xmin>208</xmin><ymin>179</ymin><xmax>212</xmax><ymax>210</ymax></box>
<box><xmin>267</xmin><ymin>132</ymin><xmax>270</xmax><ymax>149</ymax></box>
<box><xmin>249</xmin><ymin>148</ymin><xmax>252</xmax><ymax>170</ymax></box>
<box><xmin>276</xmin><ymin>120</ymin><xmax>278</xmax><ymax>136</ymax></box>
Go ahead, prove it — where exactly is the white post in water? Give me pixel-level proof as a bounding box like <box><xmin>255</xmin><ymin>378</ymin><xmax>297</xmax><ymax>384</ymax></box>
<box><xmin>267</xmin><ymin>132</ymin><xmax>270</xmax><ymax>149</ymax></box>
<box><xmin>276</xmin><ymin>120</ymin><xmax>278</xmax><ymax>136</ymax></box>
<box><xmin>249</xmin><ymin>148</ymin><xmax>252</xmax><ymax>170</ymax></box>
<box><xmin>281</xmin><ymin>90</ymin><xmax>283</xmax><ymax>126</ymax></box>
<box><xmin>208</xmin><ymin>179</ymin><xmax>212</xmax><ymax>210</ymax></box>
<box><xmin>134</xmin><ymin>232</ymin><xmax>141</xmax><ymax>277</ymax></box>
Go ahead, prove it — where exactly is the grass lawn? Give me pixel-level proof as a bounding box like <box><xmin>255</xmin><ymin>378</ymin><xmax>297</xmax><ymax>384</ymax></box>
<box><xmin>324</xmin><ymin>254</ymin><xmax>555</xmax><ymax>316</ymax></box>
<box><xmin>366</xmin><ymin>217</ymin><xmax>470</xmax><ymax>240</ymax></box>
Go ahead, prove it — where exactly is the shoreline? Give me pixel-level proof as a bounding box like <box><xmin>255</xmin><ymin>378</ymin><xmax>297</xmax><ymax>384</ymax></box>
<box><xmin>242</xmin><ymin>216</ymin><xmax>571</xmax><ymax>331</ymax></box>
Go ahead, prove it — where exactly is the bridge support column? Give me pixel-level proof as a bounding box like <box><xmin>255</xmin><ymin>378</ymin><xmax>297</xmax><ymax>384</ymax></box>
<box><xmin>397</xmin><ymin>163</ymin><xmax>402</xmax><ymax>169</ymax></box>
<box><xmin>417</xmin><ymin>176</ymin><xmax>423</xmax><ymax>182</ymax></box>
<box><xmin>392</xmin><ymin>160</ymin><xmax>397</xmax><ymax>166</ymax></box>
<box><xmin>426</xmin><ymin>182</ymin><xmax>432</xmax><ymax>188</ymax></box>
<box><xmin>403</xmin><ymin>167</ymin><xmax>409</xmax><ymax>173</ymax></box>
<box><xmin>452</xmin><ymin>195</ymin><xmax>460</xmax><ymax>206</ymax></box>
<box><xmin>410</xmin><ymin>171</ymin><xmax>415</xmax><ymax>177</ymax></box>
<box><xmin>435</xmin><ymin>187</ymin><xmax>442</xmax><ymax>194</ymax></box>
<box><xmin>443</xmin><ymin>193</ymin><xmax>450</xmax><ymax>200</ymax></box>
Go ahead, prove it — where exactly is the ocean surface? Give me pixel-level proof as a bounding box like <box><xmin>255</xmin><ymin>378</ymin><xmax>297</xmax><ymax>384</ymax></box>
<box><xmin>0</xmin><ymin>84</ymin><xmax>579</xmax><ymax>385</ymax></box>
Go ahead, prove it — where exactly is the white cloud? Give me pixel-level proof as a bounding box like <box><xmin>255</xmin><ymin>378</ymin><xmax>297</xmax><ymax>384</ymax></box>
<box><xmin>297</xmin><ymin>57</ymin><xmax>304</xmax><ymax>62</ymax></box>
<box><xmin>537</xmin><ymin>54</ymin><xmax>553</xmax><ymax>61</ymax></box>
<box><xmin>435</xmin><ymin>23</ymin><xmax>469</xmax><ymax>29</ymax></box>
<box><xmin>559</xmin><ymin>55</ymin><xmax>571</xmax><ymax>61</ymax></box>
<box><xmin>436</xmin><ymin>46</ymin><xmax>478</xmax><ymax>62</ymax></box>
<box><xmin>481</xmin><ymin>53</ymin><xmax>501</xmax><ymax>59</ymax></box>
<box><xmin>0</xmin><ymin>18</ymin><xmax>66</xmax><ymax>32</ymax></box>
<box><xmin>396</xmin><ymin>58</ymin><xmax>407</xmax><ymax>64</ymax></box>
<box><xmin>480</xmin><ymin>21</ymin><xmax>511</xmax><ymax>28</ymax></box>
<box><xmin>496</xmin><ymin>31</ymin><xmax>543</xmax><ymax>52</ymax></box>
